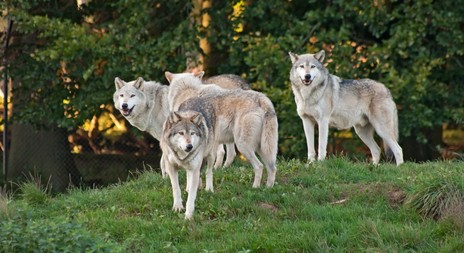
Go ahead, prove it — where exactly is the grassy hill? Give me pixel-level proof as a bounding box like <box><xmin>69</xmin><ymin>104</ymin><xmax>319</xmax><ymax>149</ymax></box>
<box><xmin>1</xmin><ymin>158</ymin><xmax>463</xmax><ymax>252</ymax></box>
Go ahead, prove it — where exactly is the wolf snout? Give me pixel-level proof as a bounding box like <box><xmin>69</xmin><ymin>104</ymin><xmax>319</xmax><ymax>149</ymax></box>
<box><xmin>120</xmin><ymin>103</ymin><xmax>134</xmax><ymax>116</ymax></box>
<box><xmin>303</xmin><ymin>73</ymin><xmax>313</xmax><ymax>86</ymax></box>
<box><xmin>185</xmin><ymin>144</ymin><xmax>193</xmax><ymax>152</ymax></box>
<box><xmin>304</xmin><ymin>74</ymin><xmax>312</xmax><ymax>81</ymax></box>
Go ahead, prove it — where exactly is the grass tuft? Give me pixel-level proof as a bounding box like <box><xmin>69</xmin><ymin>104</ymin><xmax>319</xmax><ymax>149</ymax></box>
<box><xmin>441</xmin><ymin>198</ymin><xmax>464</xmax><ymax>231</ymax></box>
<box><xmin>0</xmin><ymin>187</ymin><xmax>14</xmax><ymax>220</ymax></box>
<box><xmin>406</xmin><ymin>176</ymin><xmax>464</xmax><ymax>220</ymax></box>
<box><xmin>20</xmin><ymin>173</ymin><xmax>52</xmax><ymax>205</ymax></box>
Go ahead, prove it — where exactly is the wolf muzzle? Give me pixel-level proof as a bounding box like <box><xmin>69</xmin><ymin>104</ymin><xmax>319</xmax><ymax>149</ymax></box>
<box><xmin>303</xmin><ymin>74</ymin><xmax>312</xmax><ymax>86</ymax></box>
<box><xmin>121</xmin><ymin>103</ymin><xmax>134</xmax><ymax>116</ymax></box>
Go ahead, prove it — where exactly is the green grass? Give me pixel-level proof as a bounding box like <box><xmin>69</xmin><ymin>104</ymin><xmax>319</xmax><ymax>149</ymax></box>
<box><xmin>1</xmin><ymin>158</ymin><xmax>464</xmax><ymax>252</ymax></box>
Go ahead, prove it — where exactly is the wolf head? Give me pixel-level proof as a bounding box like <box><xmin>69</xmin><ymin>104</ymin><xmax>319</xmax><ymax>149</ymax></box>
<box><xmin>165</xmin><ymin>71</ymin><xmax>205</xmax><ymax>84</ymax></box>
<box><xmin>288</xmin><ymin>50</ymin><xmax>327</xmax><ymax>87</ymax></box>
<box><xmin>113</xmin><ymin>77</ymin><xmax>148</xmax><ymax>118</ymax></box>
<box><xmin>164</xmin><ymin>111</ymin><xmax>204</xmax><ymax>154</ymax></box>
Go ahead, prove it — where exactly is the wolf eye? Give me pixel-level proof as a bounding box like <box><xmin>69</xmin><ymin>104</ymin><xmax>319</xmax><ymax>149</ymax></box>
<box><xmin>190</xmin><ymin>131</ymin><xmax>196</xmax><ymax>135</ymax></box>
<box><xmin>130</xmin><ymin>94</ymin><xmax>135</xmax><ymax>98</ymax></box>
<box><xmin>299</xmin><ymin>64</ymin><xmax>305</xmax><ymax>68</ymax></box>
<box><xmin>310</xmin><ymin>65</ymin><xmax>316</xmax><ymax>69</ymax></box>
<box><xmin>178</xmin><ymin>131</ymin><xmax>184</xmax><ymax>136</ymax></box>
<box><xmin>119</xmin><ymin>94</ymin><xmax>123</xmax><ymax>97</ymax></box>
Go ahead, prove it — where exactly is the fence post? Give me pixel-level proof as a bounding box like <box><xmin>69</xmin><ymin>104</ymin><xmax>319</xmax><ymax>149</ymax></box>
<box><xmin>3</xmin><ymin>18</ymin><xmax>13</xmax><ymax>184</ymax></box>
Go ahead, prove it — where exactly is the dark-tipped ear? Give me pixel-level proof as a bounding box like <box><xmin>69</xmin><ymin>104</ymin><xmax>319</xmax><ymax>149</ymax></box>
<box><xmin>289</xmin><ymin>52</ymin><xmax>299</xmax><ymax>64</ymax></box>
<box><xmin>314</xmin><ymin>50</ymin><xmax>325</xmax><ymax>63</ymax></box>
<box><xmin>133</xmin><ymin>77</ymin><xmax>144</xmax><ymax>90</ymax></box>
<box><xmin>194</xmin><ymin>71</ymin><xmax>205</xmax><ymax>80</ymax></box>
<box><xmin>169</xmin><ymin>111</ymin><xmax>182</xmax><ymax>124</ymax></box>
<box><xmin>165</xmin><ymin>71</ymin><xmax>174</xmax><ymax>83</ymax></box>
<box><xmin>115</xmin><ymin>77</ymin><xmax>125</xmax><ymax>90</ymax></box>
<box><xmin>190</xmin><ymin>112</ymin><xmax>203</xmax><ymax>126</ymax></box>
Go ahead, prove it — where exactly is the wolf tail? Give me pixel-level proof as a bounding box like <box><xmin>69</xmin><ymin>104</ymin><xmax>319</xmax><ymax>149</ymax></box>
<box><xmin>259</xmin><ymin>97</ymin><xmax>278</xmax><ymax>186</ymax></box>
<box><xmin>383</xmin><ymin>106</ymin><xmax>399</xmax><ymax>162</ymax></box>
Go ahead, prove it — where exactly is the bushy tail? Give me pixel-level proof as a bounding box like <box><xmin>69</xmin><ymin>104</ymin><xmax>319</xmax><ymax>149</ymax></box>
<box><xmin>383</xmin><ymin>106</ymin><xmax>399</xmax><ymax>162</ymax></box>
<box><xmin>259</xmin><ymin>97</ymin><xmax>278</xmax><ymax>171</ymax></box>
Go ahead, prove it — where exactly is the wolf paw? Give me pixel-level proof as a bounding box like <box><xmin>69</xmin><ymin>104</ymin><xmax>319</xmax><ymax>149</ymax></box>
<box><xmin>172</xmin><ymin>203</ymin><xmax>184</xmax><ymax>212</ymax></box>
<box><xmin>184</xmin><ymin>210</ymin><xmax>194</xmax><ymax>220</ymax></box>
<box><xmin>205</xmin><ymin>184</ymin><xmax>214</xmax><ymax>192</ymax></box>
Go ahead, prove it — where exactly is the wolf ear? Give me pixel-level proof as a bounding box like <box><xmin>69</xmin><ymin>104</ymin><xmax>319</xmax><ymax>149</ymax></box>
<box><xmin>288</xmin><ymin>52</ymin><xmax>299</xmax><ymax>64</ymax></box>
<box><xmin>115</xmin><ymin>77</ymin><xmax>125</xmax><ymax>90</ymax></box>
<box><xmin>133</xmin><ymin>77</ymin><xmax>144</xmax><ymax>90</ymax></box>
<box><xmin>314</xmin><ymin>50</ymin><xmax>325</xmax><ymax>63</ymax></box>
<box><xmin>194</xmin><ymin>71</ymin><xmax>205</xmax><ymax>80</ymax></box>
<box><xmin>190</xmin><ymin>112</ymin><xmax>203</xmax><ymax>126</ymax></box>
<box><xmin>169</xmin><ymin>111</ymin><xmax>182</xmax><ymax>124</ymax></box>
<box><xmin>165</xmin><ymin>71</ymin><xmax>174</xmax><ymax>83</ymax></box>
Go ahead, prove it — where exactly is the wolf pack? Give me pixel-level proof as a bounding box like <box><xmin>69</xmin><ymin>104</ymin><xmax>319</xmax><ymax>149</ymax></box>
<box><xmin>113</xmin><ymin>50</ymin><xmax>404</xmax><ymax>220</ymax></box>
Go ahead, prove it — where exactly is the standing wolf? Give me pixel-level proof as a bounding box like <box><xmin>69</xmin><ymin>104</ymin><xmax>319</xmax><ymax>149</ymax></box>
<box><xmin>288</xmin><ymin>50</ymin><xmax>403</xmax><ymax>165</ymax></box>
<box><xmin>165</xmin><ymin>71</ymin><xmax>278</xmax><ymax>192</ymax></box>
<box><xmin>160</xmin><ymin>110</ymin><xmax>212</xmax><ymax>220</ymax></box>
<box><xmin>113</xmin><ymin>74</ymin><xmax>248</xmax><ymax>177</ymax></box>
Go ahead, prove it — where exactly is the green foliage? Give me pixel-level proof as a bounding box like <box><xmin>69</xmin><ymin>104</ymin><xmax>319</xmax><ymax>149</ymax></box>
<box><xmin>2</xmin><ymin>0</ymin><xmax>463</xmax><ymax>157</ymax></box>
<box><xmin>0</xmin><ymin>217</ymin><xmax>120</xmax><ymax>253</ymax></box>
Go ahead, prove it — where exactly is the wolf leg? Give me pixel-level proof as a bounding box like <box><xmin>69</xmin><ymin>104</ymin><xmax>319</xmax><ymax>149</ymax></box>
<box><xmin>301</xmin><ymin>116</ymin><xmax>316</xmax><ymax>162</ymax></box>
<box><xmin>317</xmin><ymin>117</ymin><xmax>330</xmax><ymax>161</ymax></box>
<box><xmin>375</xmin><ymin>127</ymin><xmax>404</xmax><ymax>166</ymax></box>
<box><xmin>236</xmin><ymin>141</ymin><xmax>263</xmax><ymax>188</ymax></box>
<box><xmin>370</xmin><ymin>109</ymin><xmax>404</xmax><ymax>166</ymax></box>
<box><xmin>223</xmin><ymin>143</ymin><xmax>236</xmax><ymax>167</ymax></box>
<box><xmin>166</xmin><ymin>163</ymin><xmax>183</xmax><ymax>212</ymax></box>
<box><xmin>160</xmin><ymin>154</ymin><xmax>167</xmax><ymax>178</ymax></box>
<box><xmin>235</xmin><ymin>115</ymin><xmax>264</xmax><ymax>188</ymax></box>
<box><xmin>354</xmin><ymin>124</ymin><xmax>381</xmax><ymax>164</ymax></box>
<box><xmin>185</xmin><ymin>162</ymin><xmax>201</xmax><ymax>220</ymax></box>
<box><xmin>205</xmin><ymin>153</ymin><xmax>216</xmax><ymax>192</ymax></box>
<box><xmin>214</xmin><ymin>145</ymin><xmax>225</xmax><ymax>169</ymax></box>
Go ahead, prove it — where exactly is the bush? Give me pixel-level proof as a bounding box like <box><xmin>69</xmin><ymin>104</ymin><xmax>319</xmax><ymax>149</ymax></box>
<box><xmin>407</xmin><ymin>176</ymin><xmax>464</xmax><ymax>220</ymax></box>
<box><xmin>0</xmin><ymin>217</ymin><xmax>120</xmax><ymax>253</ymax></box>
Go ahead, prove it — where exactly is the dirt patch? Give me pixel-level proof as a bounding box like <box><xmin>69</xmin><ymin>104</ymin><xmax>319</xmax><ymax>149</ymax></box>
<box><xmin>257</xmin><ymin>202</ymin><xmax>278</xmax><ymax>212</ymax></box>
<box><xmin>340</xmin><ymin>183</ymin><xmax>406</xmax><ymax>208</ymax></box>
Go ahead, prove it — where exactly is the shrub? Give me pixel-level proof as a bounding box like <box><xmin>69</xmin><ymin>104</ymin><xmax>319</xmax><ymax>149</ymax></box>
<box><xmin>0</xmin><ymin>217</ymin><xmax>120</xmax><ymax>253</ymax></box>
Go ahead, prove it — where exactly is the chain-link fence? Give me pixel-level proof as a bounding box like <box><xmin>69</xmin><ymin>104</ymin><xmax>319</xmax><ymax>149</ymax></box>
<box><xmin>1</xmin><ymin>107</ymin><xmax>162</xmax><ymax>192</ymax></box>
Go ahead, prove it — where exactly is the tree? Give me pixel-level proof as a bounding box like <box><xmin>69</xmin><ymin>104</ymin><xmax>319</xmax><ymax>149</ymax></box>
<box><xmin>203</xmin><ymin>0</ymin><xmax>464</xmax><ymax>160</ymax></box>
<box><xmin>1</xmin><ymin>0</ymin><xmax>462</xmax><ymax>176</ymax></box>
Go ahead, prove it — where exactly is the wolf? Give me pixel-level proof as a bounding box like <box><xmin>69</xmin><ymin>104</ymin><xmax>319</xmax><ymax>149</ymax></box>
<box><xmin>160</xmin><ymin>110</ymin><xmax>212</xmax><ymax>220</ymax></box>
<box><xmin>165</xmin><ymin>71</ymin><xmax>278</xmax><ymax>192</ymax></box>
<box><xmin>202</xmin><ymin>74</ymin><xmax>250</xmax><ymax>168</ymax></box>
<box><xmin>288</xmin><ymin>50</ymin><xmax>403</xmax><ymax>165</ymax></box>
<box><xmin>113</xmin><ymin>77</ymin><xmax>170</xmax><ymax>177</ymax></box>
<box><xmin>113</xmin><ymin>74</ymin><xmax>249</xmax><ymax>177</ymax></box>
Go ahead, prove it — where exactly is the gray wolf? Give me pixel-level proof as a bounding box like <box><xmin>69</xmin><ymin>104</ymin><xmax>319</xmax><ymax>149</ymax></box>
<box><xmin>165</xmin><ymin>71</ymin><xmax>278</xmax><ymax>193</ymax></box>
<box><xmin>113</xmin><ymin>77</ymin><xmax>170</xmax><ymax>177</ymax></box>
<box><xmin>160</xmin><ymin>110</ymin><xmax>212</xmax><ymax>220</ymax></box>
<box><xmin>202</xmin><ymin>74</ymin><xmax>250</xmax><ymax>168</ymax></box>
<box><xmin>288</xmin><ymin>50</ymin><xmax>403</xmax><ymax>165</ymax></box>
<box><xmin>113</xmin><ymin>74</ymin><xmax>249</xmax><ymax>177</ymax></box>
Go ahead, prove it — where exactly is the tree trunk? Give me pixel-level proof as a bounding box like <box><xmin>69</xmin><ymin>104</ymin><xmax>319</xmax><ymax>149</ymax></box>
<box><xmin>192</xmin><ymin>0</ymin><xmax>210</xmax><ymax>73</ymax></box>
<box><xmin>8</xmin><ymin>123</ymin><xmax>82</xmax><ymax>192</ymax></box>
